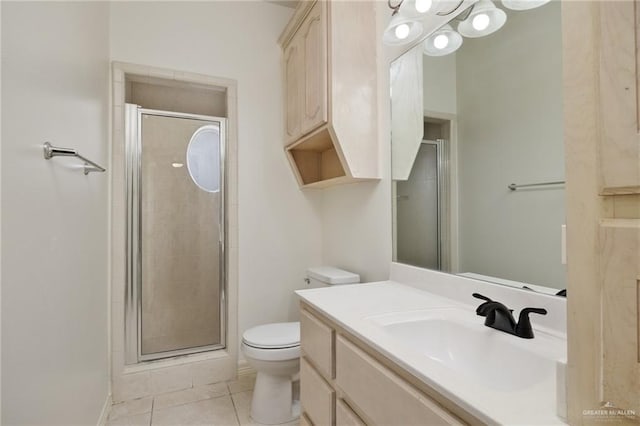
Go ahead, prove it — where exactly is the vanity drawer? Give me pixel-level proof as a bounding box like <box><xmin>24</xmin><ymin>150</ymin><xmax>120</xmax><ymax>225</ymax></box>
<box><xmin>301</xmin><ymin>356</ymin><xmax>335</xmax><ymax>426</ymax></box>
<box><xmin>300</xmin><ymin>308</ymin><xmax>334</xmax><ymax>378</ymax></box>
<box><xmin>336</xmin><ymin>398</ymin><xmax>366</xmax><ymax>426</ymax></box>
<box><xmin>335</xmin><ymin>335</ymin><xmax>463</xmax><ymax>426</ymax></box>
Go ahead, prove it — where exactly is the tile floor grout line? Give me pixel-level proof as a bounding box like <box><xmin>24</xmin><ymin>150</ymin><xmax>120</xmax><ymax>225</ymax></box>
<box><xmin>152</xmin><ymin>390</ymin><xmax>231</xmax><ymax>412</ymax></box>
<box><xmin>229</xmin><ymin>391</ymin><xmax>243</xmax><ymax>426</ymax></box>
<box><xmin>149</xmin><ymin>397</ymin><xmax>154</xmax><ymax>426</ymax></box>
<box><xmin>109</xmin><ymin>378</ymin><xmax>255</xmax><ymax>425</ymax></box>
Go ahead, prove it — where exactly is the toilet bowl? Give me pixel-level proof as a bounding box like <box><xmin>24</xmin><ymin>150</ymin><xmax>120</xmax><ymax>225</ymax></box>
<box><xmin>242</xmin><ymin>322</ymin><xmax>301</xmax><ymax>425</ymax></box>
<box><xmin>241</xmin><ymin>267</ymin><xmax>360</xmax><ymax>425</ymax></box>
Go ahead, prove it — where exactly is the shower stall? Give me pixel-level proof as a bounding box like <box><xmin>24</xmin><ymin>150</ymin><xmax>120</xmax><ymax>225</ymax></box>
<box><xmin>395</xmin><ymin>139</ymin><xmax>450</xmax><ymax>271</ymax></box>
<box><xmin>124</xmin><ymin>104</ymin><xmax>227</xmax><ymax>363</ymax></box>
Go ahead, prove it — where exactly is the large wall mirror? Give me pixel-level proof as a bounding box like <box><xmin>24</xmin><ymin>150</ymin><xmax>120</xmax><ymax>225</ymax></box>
<box><xmin>391</xmin><ymin>0</ymin><xmax>566</xmax><ymax>296</ymax></box>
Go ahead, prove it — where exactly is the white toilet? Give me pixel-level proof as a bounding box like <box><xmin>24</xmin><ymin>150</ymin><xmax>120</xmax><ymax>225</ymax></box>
<box><xmin>241</xmin><ymin>266</ymin><xmax>360</xmax><ymax>425</ymax></box>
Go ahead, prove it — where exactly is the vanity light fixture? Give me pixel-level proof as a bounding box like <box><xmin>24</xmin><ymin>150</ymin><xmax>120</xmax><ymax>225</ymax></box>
<box><xmin>423</xmin><ymin>24</ymin><xmax>463</xmax><ymax>56</ymax></box>
<box><xmin>399</xmin><ymin>0</ymin><xmax>434</xmax><ymax>17</ymax></box>
<box><xmin>383</xmin><ymin>13</ymin><xmax>424</xmax><ymax>45</ymax></box>
<box><xmin>457</xmin><ymin>0</ymin><xmax>507</xmax><ymax>38</ymax></box>
<box><xmin>501</xmin><ymin>0</ymin><xmax>551</xmax><ymax>11</ymax></box>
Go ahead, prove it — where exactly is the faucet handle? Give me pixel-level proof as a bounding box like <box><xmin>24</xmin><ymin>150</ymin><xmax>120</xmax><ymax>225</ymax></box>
<box><xmin>472</xmin><ymin>293</ymin><xmax>492</xmax><ymax>302</ymax></box>
<box><xmin>516</xmin><ymin>307</ymin><xmax>548</xmax><ymax>339</ymax></box>
<box><xmin>472</xmin><ymin>293</ymin><xmax>494</xmax><ymax>316</ymax></box>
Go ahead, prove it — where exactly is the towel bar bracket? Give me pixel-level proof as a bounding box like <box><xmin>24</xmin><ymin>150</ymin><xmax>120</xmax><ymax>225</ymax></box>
<box><xmin>43</xmin><ymin>142</ymin><xmax>106</xmax><ymax>175</ymax></box>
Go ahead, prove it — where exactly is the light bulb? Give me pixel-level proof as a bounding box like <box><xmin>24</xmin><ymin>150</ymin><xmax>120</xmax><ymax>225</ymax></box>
<box><xmin>433</xmin><ymin>34</ymin><xmax>449</xmax><ymax>50</ymax></box>
<box><xmin>415</xmin><ymin>0</ymin><xmax>433</xmax><ymax>13</ymax></box>
<box><xmin>394</xmin><ymin>23</ymin><xmax>411</xmax><ymax>40</ymax></box>
<box><xmin>472</xmin><ymin>13</ymin><xmax>490</xmax><ymax>31</ymax></box>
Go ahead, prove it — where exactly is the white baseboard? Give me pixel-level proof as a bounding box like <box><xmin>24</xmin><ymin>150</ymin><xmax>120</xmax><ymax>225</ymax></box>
<box><xmin>97</xmin><ymin>393</ymin><xmax>112</xmax><ymax>426</ymax></box>
<box><xmin>237</xmin><ymin>359</ymin><xmax>255</xmax><ymax>377</ymax></box>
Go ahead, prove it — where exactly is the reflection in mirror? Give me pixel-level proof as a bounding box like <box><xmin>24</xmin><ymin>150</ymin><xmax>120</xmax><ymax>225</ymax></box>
<box><xmin>391</xmin><ymin>1</ymin><xmax>565</xmax><ymax>296</ymax></box>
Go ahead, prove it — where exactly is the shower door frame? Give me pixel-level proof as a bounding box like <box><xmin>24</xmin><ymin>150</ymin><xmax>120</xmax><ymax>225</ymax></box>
<box><xmin>423</xmin><ymin>138</ymin><xmax>451</xmax><ymax>272</ymax></box>
<box><xmin>125</xmin><ymin>105</ymin><xmax>227</xmax><ymax>364</ymax></box>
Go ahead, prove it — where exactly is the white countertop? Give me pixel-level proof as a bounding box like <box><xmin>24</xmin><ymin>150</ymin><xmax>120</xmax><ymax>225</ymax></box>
<box><xmin>296</xmin><ymin>280</ymin><xmax>567</xmax><ymax>426</ymax></box>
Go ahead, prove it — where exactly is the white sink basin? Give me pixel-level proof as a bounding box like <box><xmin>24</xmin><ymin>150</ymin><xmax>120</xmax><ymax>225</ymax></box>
<box><xmin>367</xmin><ymin>308</ymin><xmax>561</xmax><ymax>392</ymax></box>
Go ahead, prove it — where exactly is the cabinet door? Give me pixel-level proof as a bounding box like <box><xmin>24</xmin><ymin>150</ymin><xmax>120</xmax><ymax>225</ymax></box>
<box><xmin>284</xmin><ymin>39</ymin><xmax>303</xmax><ymax>145</ymax></box>
<box><xmin>301</xmin><ymin>357</ymin><xmax>335</xmax><ymax>426</ymax></box>
<box><xmin>300</xmin><ymin>1</ymin><xmax>328</xmax><ymax>136</ymax></box>
<box><xmin>599</xmin><ymin>0</ymin><xmax>640</xmax><ymax>193</ymax></box>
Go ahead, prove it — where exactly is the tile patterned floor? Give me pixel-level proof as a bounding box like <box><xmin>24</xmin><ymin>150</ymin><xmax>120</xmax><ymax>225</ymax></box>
<box><xmin>107</xmin><ymin>373</ymin><xmax>299</xmax><ymax>426</ymax></box>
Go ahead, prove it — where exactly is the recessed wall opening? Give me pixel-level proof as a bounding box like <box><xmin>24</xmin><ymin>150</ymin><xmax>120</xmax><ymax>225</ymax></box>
<box><xmin>122</xmin><ymin>73</ymin><xmax>229</xmax><ymax>364</ymax></box>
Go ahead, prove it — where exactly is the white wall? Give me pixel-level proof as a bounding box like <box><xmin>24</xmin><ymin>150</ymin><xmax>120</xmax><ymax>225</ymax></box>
<box><xmin>456</xmin><ymin>2</ymin><xmax>565</xmax><ymax>288</ymax></box>
<box><xmin>423</xmin><ymin>53</ymin><xmax>457</xmax><ymax>115</ymax></box>
<box><xmin>1</xmin><ymin>2</ymin><xmax>110</xmax><ymax>423</ymax></box>
<box><xmin>109</xmin><ymin>1</ymin><xmax>323</xmax><ymax>352</ymax></box>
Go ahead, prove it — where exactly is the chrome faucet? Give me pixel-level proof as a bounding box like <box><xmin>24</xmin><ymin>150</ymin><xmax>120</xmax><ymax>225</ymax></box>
<box><xmin>472</xmin><ymin>293</ymin><xmax>547</xmax><ymax>339</ymax></box>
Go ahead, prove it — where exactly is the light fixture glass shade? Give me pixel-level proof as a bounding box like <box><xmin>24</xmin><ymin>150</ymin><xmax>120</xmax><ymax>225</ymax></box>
<box><xmin>501</xmin><ymin>0</ymin><xmax>550</xmax><ymax>11</ymax></box>
<box><xmin>423</xmin><ymin>24</ymin><xmax>463</xmax><ymax>56</ymax></box>
<box><xmin>457</xmin><ymin>0</ymin><xmax>507</xmax><ymax>38</ymax></box>
<box><xmin>383</xmin><ymin>14</ymin><xmax>424</xmax><ymax>46</ymax></box>
<box><xmin>399</xmin><ymin>0</ymin><xmax>435</xmax><ymax>17</ymax></box>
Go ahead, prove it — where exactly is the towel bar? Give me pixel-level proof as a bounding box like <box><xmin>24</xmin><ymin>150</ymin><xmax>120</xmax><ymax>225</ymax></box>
<box><xmin>43</xmin><ymin>142</ymin><xmax>106</xmax><ymax>175</ymax></box>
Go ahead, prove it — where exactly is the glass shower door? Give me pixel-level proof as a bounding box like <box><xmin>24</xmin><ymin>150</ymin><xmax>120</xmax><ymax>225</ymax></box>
<box><xmin>126</xmin><ymin>105</ymin><xmax>226</xmax><ymax>363</ymax></box>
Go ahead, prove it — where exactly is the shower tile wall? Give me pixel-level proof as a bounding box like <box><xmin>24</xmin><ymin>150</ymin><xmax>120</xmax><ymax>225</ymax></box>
<box><xmin>141</xmin><ymin>114</ymin><xmax>221</xmax><ymax>355</ymax></box>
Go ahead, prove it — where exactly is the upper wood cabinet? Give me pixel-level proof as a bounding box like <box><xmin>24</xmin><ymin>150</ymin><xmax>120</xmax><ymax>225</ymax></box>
<box><xmin>279</xmin><ymin>0</ymin><xmax>379</xmax><ymax>189</ymax></box>
<box><xmin>598</xmin><ymin>0</ymin><xmax>640</xmax><ymax>194</ymax></box>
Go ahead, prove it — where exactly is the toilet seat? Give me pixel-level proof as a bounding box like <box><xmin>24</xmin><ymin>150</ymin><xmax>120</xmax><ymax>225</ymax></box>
<box><xmin>242</xmin><ymin>342</ymin><xmax>300</xmax><ymax>361</ymax></box>
<box><xmin>242</xmin><ymin>322</ymin><xmax>300</xmax><ymax>362</ymax></box>
<box><xmin>242</xmin><ymin>322</ymin><xmax>299</xmax><ymax>349</ymax></box>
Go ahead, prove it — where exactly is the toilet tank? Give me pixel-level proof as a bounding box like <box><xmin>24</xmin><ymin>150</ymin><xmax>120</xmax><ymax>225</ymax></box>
<box><xmin>306</xmin><ymin>266</ymin><xmax>360</xmax><ymax>288</ymax></box>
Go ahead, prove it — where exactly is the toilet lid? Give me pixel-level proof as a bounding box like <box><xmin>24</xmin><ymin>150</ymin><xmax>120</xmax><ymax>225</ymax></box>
<box><xmin>242</xmin><ymin>322</ymin><xmax>300</xmax><ymax>349</ymax></box>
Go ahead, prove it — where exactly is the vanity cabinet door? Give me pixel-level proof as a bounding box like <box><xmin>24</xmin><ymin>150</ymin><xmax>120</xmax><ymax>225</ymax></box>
<box><xmin>300</xmin><ymin>308</ymin><xmax>334</xmax><ymax>379</ymax></box>
<box><xmin>336</xmin><ymin>399</ymin><xmax>366</xmax><ymax>426</ymax></box>
<box><xmin>301</xmin><ymin>357</ymin><xmax>335</xmax><ymax>426</ymax></box>
<box><xmin>299</xmin><ymin>1</ymin><xmax>327</xmax><ymax>137</ymax></box>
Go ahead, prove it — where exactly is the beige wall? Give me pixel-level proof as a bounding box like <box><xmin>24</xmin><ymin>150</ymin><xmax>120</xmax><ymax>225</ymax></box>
<box><xmin>110</xmin><ymin>1</ymin><xmax>323</xmax><ymax>362</ymax></box>
<box><xmin>1</xmin><ymin>1</ymin><xmax>110</xmax><ymax>423</ymax></box>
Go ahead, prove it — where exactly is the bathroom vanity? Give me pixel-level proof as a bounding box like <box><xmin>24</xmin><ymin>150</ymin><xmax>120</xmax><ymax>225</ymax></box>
<box><xmin>296</xmin><ymin>263</ymin><xmax>567</xmax><ymax>425</ymax></box>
